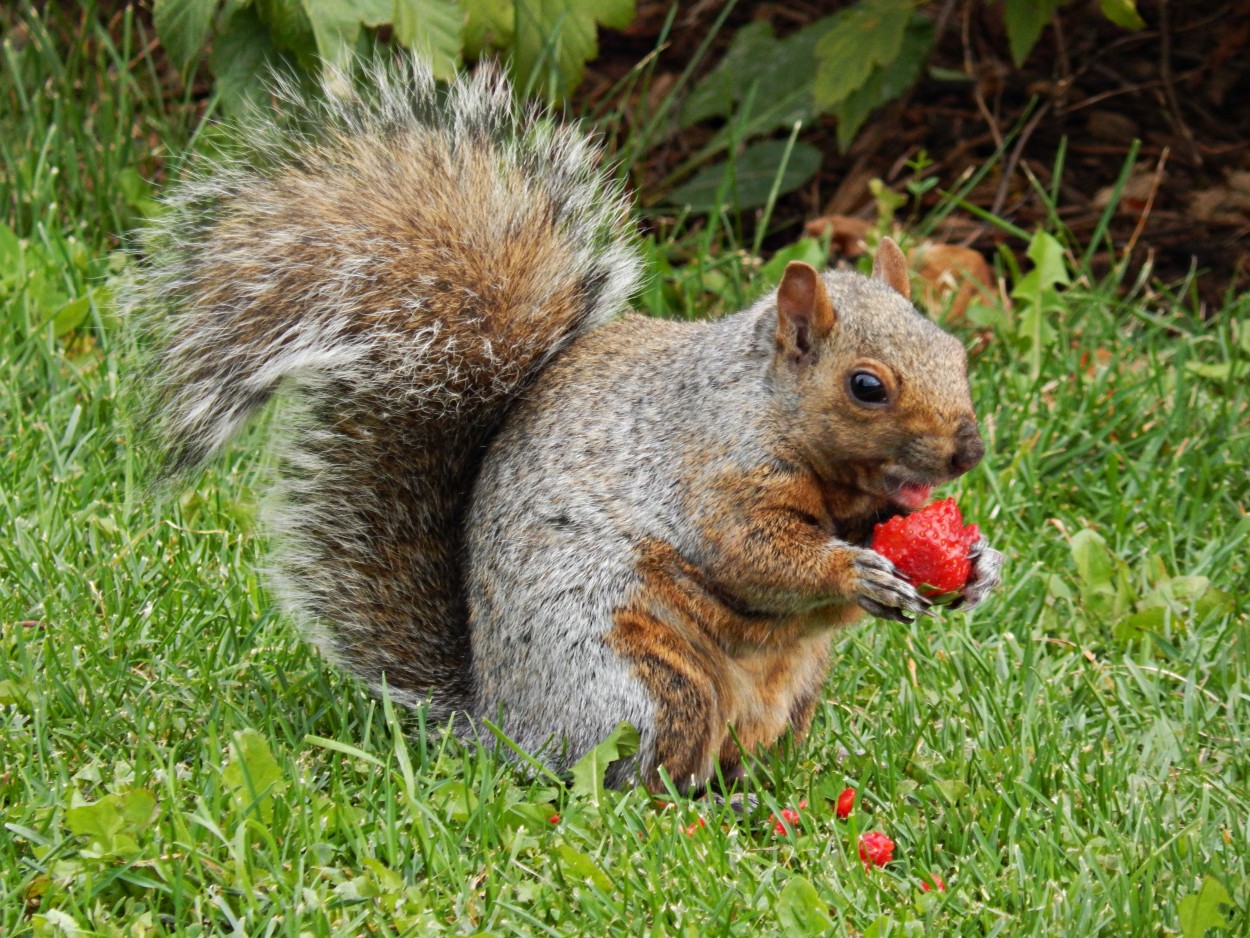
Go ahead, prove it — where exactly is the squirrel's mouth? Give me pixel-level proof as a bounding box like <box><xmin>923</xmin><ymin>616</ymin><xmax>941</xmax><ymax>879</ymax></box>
<box><xmin>893</xmin><ymin>482</ymin><xmax>933</xmax><ymax>509</ymax></box>
<box><xmin>883</xmin><ymin>471</ymin><xmax>935</xmax><ymax>510</ymax></box>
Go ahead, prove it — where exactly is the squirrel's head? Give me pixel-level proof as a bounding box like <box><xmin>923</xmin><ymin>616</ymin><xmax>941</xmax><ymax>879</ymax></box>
<box><xmin>770</xmin><ymin>239</ymin><xmax>984</xmax><ymax>511</ymax></box>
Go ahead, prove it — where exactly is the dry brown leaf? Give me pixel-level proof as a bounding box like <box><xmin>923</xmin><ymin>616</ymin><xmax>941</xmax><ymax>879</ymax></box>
<box><xmin>909</xmin><ymin>242</ymin><xmax>995</xmax><ymax>323</ymax></box>
<box><xmin>804</xmin><ymin>215</ymin><xmax>873</xmax><ymax>257</ymax></box>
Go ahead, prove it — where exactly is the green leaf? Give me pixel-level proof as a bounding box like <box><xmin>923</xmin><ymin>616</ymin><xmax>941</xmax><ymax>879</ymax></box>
<box><xmin>1069</xmin><ymin>528</ymin><xmax>1131</xmax><ymax>623</ymax></box>
<box><xmin>554</xmin><ymin>844</ymin><xmax>613</xmax><ymax>891</ymax></box>
<box><xmin>1179</xmin><ymin>875</ymin><xmax>1233</xmax><ymax>938</ymax></box>
<box><xmin>775</xmin><ymin>876</ymin><xmax>835</xmax><ymax>936</ymax></box>
<box><xmin>1186</xmin><ymin>360</ymin><xmax>1249</xmax><ymax>381</ymax></box>
<box><xmin>0</xmin><ymin>678</ymin><xmax>30</xmax><ymax>709</ymax></box>
<box><xmin>932</xmin><ymin>777</ymin><xmax>969</xmax><ymax>804</ymax></box>
<box><xmin>681</xmin><ymin>20</ymin><xmax>829</xmax><ymax>134</ymax></box>
<box><xmin>1000</xmin><ymin>0</ymin><xmax>1062</xmax><ymax>67</ymax></box>
<box><xmin>462</xmin><ymin>0</ymin><xmax>514</xmax><ymax>57</ymax></box>
<box><xmin>302</xmin><ymin>0</ymin><xmax>389</xmax><ymax>67</ymax></box>
<box><xmin>1099</xmin><ymin>0</ymin><xmax>1145</xmax><ymax>30</ymax></box>
<box><xmin>758</xmin><ymin>238</ymin><xmax>828</xmax><ymax>288</ymax></box>
<box><xmin>512</xmin><ymin>0</ymin><xmax>635</xmax><ymax>98</ymax></box>
<box><xmin>116</xmin><ymin>168</ymin><xmax>163</xmax><ymax>219</ymax></box>
<box><xmin>568</xmin><ymin>721</ymin><xmax>639</xmax><ymax>804</ymax></box>
<box><xmin>833</xmin><ymin>15</ymin><xmax>933</xmax><ymax>149</ymax></box>
<box><xmin>812</xmin><ymin>0</ymin><xmax>919</xmax><ymax>110</ymax></box>
<box><xmin>65</xmin><ymin>789</ymin><xmax>158</xmax><ymax>857</ymax></box>
<box><xmin>1115</xmin><ymin>606</ymin><xmax>1166</xmax><ymax>643</ymax></box>
<box><xmin>210</xmin><ymin>5</ymin><xmax>288</xmax><ymax>115</ymax></box>
<box><xmin>392</xmin><ymin>0</ymin><xmax>464</xmax><ymax>81</ymax></box>
<box><xmin>664</xmin><ymin>140</ymin><xmax>823</xmax><ymax>213</ymax></box>
<box><xmin>255</xmin><ymin>0</ymin><xmax>318</xmax><ymax>60</ymax></box>
<box><xmin>0</xmin><ymin>222</ymin><xmax>23</xmax><ymax>280</ymax></box>
<box><xmin>153</xmin><ymin>0</ymin><xmax>219</xmax><ymax>72</ymax></box>
<box><xmin>51</xmin><ymin>295</ymin><xmax>91</xmax><ymax>337</ymax></box>
<box><xmin>1024</xmin><ymin>229</ymin><xmax>1072</xmax><ymax>290</ymax></box>
<box><xmin>223</xmin><ymin>728</ymin><xmax>287</xmax><ymax>822</ymax></box>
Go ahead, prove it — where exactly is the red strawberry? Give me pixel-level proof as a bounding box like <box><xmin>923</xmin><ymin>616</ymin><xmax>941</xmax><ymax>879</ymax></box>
<box><xmin>835</xmin><ymin>787</ymin><xmax>856</xmax><ymax>820</ymax></box>
<box><xmin>871</xmin><ymin>497</ymin><xmax>980</xmax><ymax>597</ymax></box>
<box><xmin>858</xmin><ymin>831</ymin><xmax>895</xmax><ymax>867</ymax></box>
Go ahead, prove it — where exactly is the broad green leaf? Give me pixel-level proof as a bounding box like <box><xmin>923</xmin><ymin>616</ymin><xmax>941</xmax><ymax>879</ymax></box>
<box><xmin>462</xmin><ymin>0</ymin><xmax>514</xmax><ymax>57</ymax></box>
<box><xmin>392</xmin><ymin>0</ymin><xmax>464</xmax><ymax>81</ymax></box>
<box><xmin>1115</xmin><ymin>606</ymin><xmax>1166</xmax><ymax>642</ymax></box>
<box><xmin>664</xmin><ymin>141</ymin><xmax>823</xmax><ymax>213</ymax></box>
<box><xmin>32</xmin><ymin>910</ymin><xmax>84</xmax><ymax>938</ymax></box>
<box><xmin>115</xmin><ymin>168</ymin><xmax>162</xmax><ymax>218</ymax></box>
<box><xmin>1178</xmin><ymin>875</ymin><xmax>1233</xmax><ymax>938</ymax></box>
<box><xmin>512</xmin><ymin>0</ymin><xmax>635</xmax><ymax>98</ymax></box>
<box><xmin>1024</xmin><ymin>229</ymin><xmax>1071</xmax><ymax>290</ymax></box>
<box><xmin>51</xmin><ymin>295</ymin><xmax>91</xmax><ymax>337</ymax></box>
<box><xmin>211</xmin><ymin>5</ymin><xmax>287</xmax><ymax>114</ymax></box>
<box><xmin>0</xmin><ymin>222</ymin><xmax>22</xmax><ymax>278</ymax></box>
<box><xmin>1000</xmin><ymin>0</ymin><xmax>1062</xmax><ymax>67</ymax></box>
<box><xmin>758</xmin><ymin>238</ymin><xmax>828</xmax><ymax>288</ymax></box>
<box><xmin>1069</xmin><ymin>528</ymin><xmax>1131</xmax><ymax>622</ymax></box>
<box><xmin>933</xmin><ymin>777</ymin><xmax>969</xmax><ymax>804</ymax></box>
<box><xmin>255</xmin><ymin>0</ymin><xmax>318</xmax><ymax>61</ymax></box>
<box><xmin>568</xmin><ymin>720</ymin><xmax>639</xmax><ymax>804</ymax></box>
<box><xmin>223</xmin><ymin>728</ymin><xmax>287</xmax><ymax>822</ymax></box>
<box><xmin>1186</xmin><ymin>360</ymin><xmax>1249</xmax><ymax>381</ymax></box>
<box><xmin>434</xmin><ymin>779</ymin><xmax>476</xmax><ymax>821</ymax></box>
<box><xmin>1099</xmin><ymin>0</ymin><xmax>1145</xmax><ymax>30</ymax></box>
<box><xmin>833</xmin><ymin>15</ymin><xmax>933</xmax><ymax>149</ymax></box>
<box><xmin>812</xmin><ymin>0</ymin><xmax>918</xmax><ymax>109</ymax></box>
<box><xmin>65</xmin><ymin>789</ymin><xmax>158</xmax><ymax>857</ymax></box>
<box><xmin>554</xmin><ymin>844</ymin><xmax>613</xmax><ymax>891</ymax></box>
<box><xmin>681</xmin><ymin>19</ymin><xmax>831</xmax><ymax>133</ymax></box>
<box><xmin>302</xmin><ymin>0</ymin><xmax>389</xmax><ymax>67</ymax></box>
<box><xmin>775</xmin><ymin>876</ymin><xmax>835</xmax><ymax>936</ymax></box>
<box><xmin>153</xmin><ymin>0</ymin><xmax>218</xmax><ymax>72</ymax></box>
<box><xmin>0</xmin><ymin>678</ymin><xmax>30</xmax><ymax>708</ymax></box>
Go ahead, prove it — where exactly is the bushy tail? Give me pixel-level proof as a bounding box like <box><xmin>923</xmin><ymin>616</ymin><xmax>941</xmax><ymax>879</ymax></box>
<box><xmin>129</xmin><ymin>58</ymin><xmax>641</xmax><ymax>718</ymax></box>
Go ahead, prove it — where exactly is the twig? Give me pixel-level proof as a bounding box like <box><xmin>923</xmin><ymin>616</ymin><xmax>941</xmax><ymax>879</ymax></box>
<box><xmin>1157</xmin><ymin>0</ymin><xmax>1203</xmax><ymax>167</ymax></box>
<box><xmin>1123</xmin><ymin>146</ymin><xmax>1169</xmax><ymax>262</ymax></box>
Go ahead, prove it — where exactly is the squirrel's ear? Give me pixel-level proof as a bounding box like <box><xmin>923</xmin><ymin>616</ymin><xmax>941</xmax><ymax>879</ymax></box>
<box><xmin>871</xmin><ymin>237</ymin><xmax>912</xmax><ymax>300</ymax></box>
<box><xmin>775</xmin><ymin>262</ymin><xmax>836</xmax><ymax>366</ymax></box>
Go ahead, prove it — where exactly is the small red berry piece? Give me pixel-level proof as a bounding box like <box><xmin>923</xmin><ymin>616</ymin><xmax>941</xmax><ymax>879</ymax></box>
<box><xmin>548</xmin><ymin>813</ymin><xmax>561</xmax><ymax>824</ymax></box>
<box><xmin>858</xmin><ymin>831</ymin><xmax>895</xmax><ymax>868</ymax></box>
<box><xmin>921</xmin><ymin>873</ymin><xmax>946</xmax><ymax>892</ymax></box>
<box><xmin>770</xmin><ymin>806</ymin><xmax>802</xmax><ymax>834</ymax></box>
<box><xmin>835</xmin><ymin>787</ymin><xmax>856</xmax><ymax>820</ymax></box>
<box><xmin>871</xmin><ymin>497</ymin><xmax>981</xmax><ymax>597</ymax></box>
<box><xmin>684</xmin><ymin>817</ymin><xmax>706</xmax><ymax>836</ymax></box>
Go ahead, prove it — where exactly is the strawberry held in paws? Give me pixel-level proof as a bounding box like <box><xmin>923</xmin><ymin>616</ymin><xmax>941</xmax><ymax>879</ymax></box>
<box><xmin>872</xmin><ymin>498</ymin><xmax>981</xmax><ymax>598</ymax></box>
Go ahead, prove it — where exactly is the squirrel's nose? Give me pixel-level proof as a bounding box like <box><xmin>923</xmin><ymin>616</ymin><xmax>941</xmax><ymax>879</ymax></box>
<box><xmin>950</xmin><ymin>418</ymin><xmax>984</xmax><ymax>474</ymax></box>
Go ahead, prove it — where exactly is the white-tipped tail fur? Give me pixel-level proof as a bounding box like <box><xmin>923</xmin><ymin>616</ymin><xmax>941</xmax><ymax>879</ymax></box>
<box><xmin>127</xmin><ymin>57</ymin><xmax>641</xmax><ymax>717</ymax></box>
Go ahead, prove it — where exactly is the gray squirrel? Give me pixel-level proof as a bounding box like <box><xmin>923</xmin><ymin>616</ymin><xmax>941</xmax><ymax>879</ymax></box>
<box><xmin>130</xmin><ymin>59</ymin><xmax>1003</xmax><ymax>793</ymax></box>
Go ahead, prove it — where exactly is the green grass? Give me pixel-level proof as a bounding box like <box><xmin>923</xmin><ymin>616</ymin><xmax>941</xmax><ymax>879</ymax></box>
<box><xmin>3</xmin><ymin>4</ymin><xmax>1249</xmax><ymax>935</ymax></box>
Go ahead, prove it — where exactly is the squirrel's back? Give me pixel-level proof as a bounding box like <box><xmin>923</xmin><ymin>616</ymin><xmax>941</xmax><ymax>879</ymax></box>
<box><xmin>129</xmin><ymin>59</ymin><xmax>641</xmax><ymax>717</ymax></box>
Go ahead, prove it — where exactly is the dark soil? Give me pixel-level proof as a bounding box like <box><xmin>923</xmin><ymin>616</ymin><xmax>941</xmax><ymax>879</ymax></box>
<box><xmin>582</xmin><ymin>0</ymin><xmax>1250</xmax><ymax>313</ymax></box>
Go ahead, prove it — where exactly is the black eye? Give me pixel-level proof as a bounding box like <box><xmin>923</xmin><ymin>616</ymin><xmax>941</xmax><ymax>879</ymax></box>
<box><xmin>849</xmin><ymin>371</ymin><xmax>888</xmax><ymax>404</ymax></box>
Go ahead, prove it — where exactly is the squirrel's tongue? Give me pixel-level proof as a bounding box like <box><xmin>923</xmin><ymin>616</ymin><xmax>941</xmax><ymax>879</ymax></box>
<box><xmin>896</xmin><ymin>482</ymin><xmax>933</xmax><ymax>510</ymax></box>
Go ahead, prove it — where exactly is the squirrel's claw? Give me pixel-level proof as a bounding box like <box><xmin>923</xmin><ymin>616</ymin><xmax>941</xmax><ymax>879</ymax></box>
<box><xmin>951</xmin><ymin>537</ymin><xmax>1004</xmax><ymax>611</ymax></box>
<box><xmin>852</xmin><ymin>550</ymin><xmax>931</xmax><ymax>623</ymax></box>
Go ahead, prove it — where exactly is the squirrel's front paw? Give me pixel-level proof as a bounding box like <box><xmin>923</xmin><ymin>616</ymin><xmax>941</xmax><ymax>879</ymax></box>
<box><xmin>850</xmin><ymin>549</ymin><xmax>931</xmax><ymax>624</ymax></box>
<box><xmin>952</xmin><ymin>537</ymin><xmax>1004</xmax><ymax>611</ymax></box>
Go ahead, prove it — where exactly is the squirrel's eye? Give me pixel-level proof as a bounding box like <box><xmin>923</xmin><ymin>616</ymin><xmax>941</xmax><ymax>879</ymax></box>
<box><xmin>849</xmin><ymin>371</ymin><xmax>888</xmax><ymax>404</ymax></box>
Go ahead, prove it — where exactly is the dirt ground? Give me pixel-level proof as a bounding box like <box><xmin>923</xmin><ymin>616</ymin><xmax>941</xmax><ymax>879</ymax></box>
<box><xmin>584</xmin><ymin>0</ymin><xmax>1250</xmax><ymax>313</ymax></box>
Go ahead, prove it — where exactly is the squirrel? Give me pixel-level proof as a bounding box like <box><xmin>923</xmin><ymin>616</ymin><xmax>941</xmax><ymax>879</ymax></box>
<box><xmin>130</xmin><ymin>58</ymin><xmax>1003</xmax><ymax>795</ymax></box>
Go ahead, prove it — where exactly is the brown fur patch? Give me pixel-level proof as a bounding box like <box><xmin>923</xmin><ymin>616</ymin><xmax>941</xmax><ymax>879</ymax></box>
<box><xmin>607</xmin><ymin>537</ymin><xmax>846</xmax><ymax>792</ymax></box>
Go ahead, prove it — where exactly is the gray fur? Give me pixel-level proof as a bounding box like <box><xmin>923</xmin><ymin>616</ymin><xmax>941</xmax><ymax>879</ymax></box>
<box><xmin>127</xmin><ymin>58</ymin><xmax>640</xmax><ymax>720</ymax></box>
